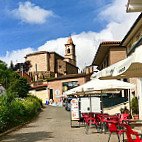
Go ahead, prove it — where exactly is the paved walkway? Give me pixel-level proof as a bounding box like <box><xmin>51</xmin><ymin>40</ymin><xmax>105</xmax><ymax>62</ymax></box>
<box><xmin>0</xmin><ymin>106</ymin><xmax>118</xmax><ymax>142</ymax></box>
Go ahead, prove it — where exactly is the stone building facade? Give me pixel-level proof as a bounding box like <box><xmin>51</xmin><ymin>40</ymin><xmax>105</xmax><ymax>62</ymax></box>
<box><xmin>92</xmin><ymin>41</ymin><xmax>126</xmax><ymax>70</ymax></box>
<box><xmin>91</xmin><ymin>13</ymin><xmax>142</xmax><ymax>118</ymax></box>
<box><xmin>30</xmin><ymin>73</ymin><xmax>91</xmax><ymax>104</ymax></box>
<box><xmin>25</xmin><ymin>36</ymin><xmax>78</xmax><ymax>80</ymax></box>
<box><xmin>120</xmin><ymin>13</ymin><xmax>142</xmax><ymax>119</ymax></box>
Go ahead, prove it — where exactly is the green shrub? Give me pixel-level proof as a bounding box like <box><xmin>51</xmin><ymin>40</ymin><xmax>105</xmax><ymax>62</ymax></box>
<box><xmin>131</xmin><ymin>97</ymin><xmax>139</xmax><ymax>114</ymax></box>
<box><xmin>0</xmin><ymin>92</ymin><xmax>15</xmax><ymax>132</ymax></box>
<box><xmin>0</xmin><ymin>92</ymin><xmax>42</xmax><ymax>133</ymax></box>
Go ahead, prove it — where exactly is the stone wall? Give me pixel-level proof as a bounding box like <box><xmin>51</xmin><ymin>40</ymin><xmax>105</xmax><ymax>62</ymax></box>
<box><xmin>26</xmin><ymin>52</ymin><xmax>49</xmax><ymax>72</ymax></box>
<box><xmin>66</xmin><ymin>63</ymin><xmax>78</xmax><ymax>74</ymax></box>
<box><xmin>29</xmin><ymin>89</ymin><xmax>48</xmax><ymax>104</ymax></box>
<box><xmin>57</xmin><ymin>59</ymin><xmax>66</xmax><ymax>75</ymax></box>
<box><xmin>49</xmin><ymin>53</ymin><xmax>55</xmax><ymax>73</ymax></box>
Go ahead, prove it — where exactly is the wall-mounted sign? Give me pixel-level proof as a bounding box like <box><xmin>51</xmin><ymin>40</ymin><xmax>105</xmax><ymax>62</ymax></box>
<box><xmin>55</xmin><ymin>90</ymin><xmax>60</xmax><ymax>96</ymax></box>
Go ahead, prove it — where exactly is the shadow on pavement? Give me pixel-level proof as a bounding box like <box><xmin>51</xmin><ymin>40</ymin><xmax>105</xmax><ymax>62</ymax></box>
<box><xmin>24</xmin><ymin>125</ymin><xmax>38</xmax><ymax>128</ymax></box>
<box><xmin>46</xmin><ymin>118</ymin><xmax>52</xmax><ymax>119</ymax></box>
<box><xmin>0</xmin><ymin>131</ymin><xmax>54</xmax><ymax>142</ymax></box>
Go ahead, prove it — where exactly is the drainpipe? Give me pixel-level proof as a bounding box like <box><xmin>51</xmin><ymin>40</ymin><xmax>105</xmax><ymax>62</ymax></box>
<box><xmin>127</xmin><ymin>36</ymin><xmax>142</xmax><ymax>56</ymax></box>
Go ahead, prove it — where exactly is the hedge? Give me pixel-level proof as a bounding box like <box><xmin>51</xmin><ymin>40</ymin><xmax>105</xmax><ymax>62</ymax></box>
<box><xmin>0</xmin><ymin>93</ymin><xmax>42</xmax><ymax>133</ymax></box>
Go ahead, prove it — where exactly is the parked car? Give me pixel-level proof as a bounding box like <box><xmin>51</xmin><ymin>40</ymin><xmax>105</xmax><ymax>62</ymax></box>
<box><xmin>65</xmin><ymin>98</ymin><xmax>74</xmax><ymax>111</ymax></box>
<box><xmin>63</xmin><ymin>98</ymin><xmax>66</xmax><ymax>106</ymax></box>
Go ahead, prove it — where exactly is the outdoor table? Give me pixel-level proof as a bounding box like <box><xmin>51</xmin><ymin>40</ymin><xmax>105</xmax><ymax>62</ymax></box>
<box><xmin>122</xmin><ymin>119</ymin><xmax>142</xmax><ymax>125</ymax></box>
<box><xmin>95</xmin><ymin>114</ymin><xmax>110</xmax><ymax>132</ymax></box>
<box><xmin>82</xmin><ymin>113</ymin><xmax>100</xmax><ymax>134</ymax></box>
<box><xmin>128</xmin><ymin>119</ymin><xmax>142</xmax><ymax>123</ymax></box>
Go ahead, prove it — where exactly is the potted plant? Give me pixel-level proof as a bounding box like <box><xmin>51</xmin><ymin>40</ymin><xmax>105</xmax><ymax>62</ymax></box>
<box><xmin>120</xmin><ymin>106</ymin><xmax>130</xmax><ymax>114</ymax></box>
<box><xmin>120</xmin><ymin>107</ymin><xmax>124</xmax><ymax>114</ymax></box>
<box><xmin>131</xmin><ymin>97</ymin><xmax>139</xmax><ymax>120</ymax></box>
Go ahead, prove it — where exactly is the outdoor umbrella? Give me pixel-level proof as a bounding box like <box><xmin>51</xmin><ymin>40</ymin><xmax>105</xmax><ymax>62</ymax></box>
<box><xmin>64</xmin><ymin>79</ymin><xmax>135</xmax><ymax>95</ymax></box>
<box><xmin>64</xmin><ymin>79</ymin><xmax>135</xmax><ymax>114</ymax></box>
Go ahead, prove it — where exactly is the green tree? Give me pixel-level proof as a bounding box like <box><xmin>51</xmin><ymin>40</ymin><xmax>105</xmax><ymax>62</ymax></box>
<box><xmin>0</xmin><ymin>60</ymin><xmax>30</xmax><ymax>97</ymax></box>
<box><xmin>0</xmin><ymin>60</ymin><xmax>9</xmax><ymax>88</ymax></box>
<box><xmin>9</xmin><ymin>77</ymin><xmax>30</xmax><ymax>98</ymax></box>
<box><xmin>0</xmin><ymin>60</ymin><xmax>7</xmax><ymax>70</ymax></box>
<box><xmin>10</xmin><ymin>61</ymin><xmax>14</xmax><ymax>70</ymax></box>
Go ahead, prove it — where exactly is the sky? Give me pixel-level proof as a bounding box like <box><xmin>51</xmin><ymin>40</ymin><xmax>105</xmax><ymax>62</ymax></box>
<box><xmin>0</xmin><ymin>0</ymin><xmax>140</xmax><ymax>70</ymax></box>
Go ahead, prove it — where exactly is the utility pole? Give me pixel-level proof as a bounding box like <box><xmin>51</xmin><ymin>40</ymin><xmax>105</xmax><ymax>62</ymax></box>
<box><xmin>35</xmin><ymin>64</ymin><xmax>38</xmax><ymax>85</ymax></box>
<box><xmin>21</xmin><ymin>65</ymin><xmax>24</xmax><ymax>77</ymax></box>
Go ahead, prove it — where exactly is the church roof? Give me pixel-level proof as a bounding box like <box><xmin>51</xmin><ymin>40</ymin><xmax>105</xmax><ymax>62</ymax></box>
<box><xmin>67</xmin><ymin>36</ymin><xmax>73</xmax><ymax>44</ymax></box>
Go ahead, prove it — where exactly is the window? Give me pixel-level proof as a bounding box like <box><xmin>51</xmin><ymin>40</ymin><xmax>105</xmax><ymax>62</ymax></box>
<box><xmin>106</xmin><ymin>55</ymin><xmax>109</xmax><ymax>67</ymax></box>
<box><xmin>67</xmin><ymin>48</ymin><xmax>70</xmax><ymax>53</ymax></box>
<box><xmin>62</xmin><ymin>81</ymin><xmax>78</xmax><ymax>92</ymax></box>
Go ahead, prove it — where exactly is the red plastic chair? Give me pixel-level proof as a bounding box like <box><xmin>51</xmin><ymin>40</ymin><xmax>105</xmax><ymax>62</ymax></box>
<box><xmin>103</xmin><ymin>115</ymin><xmax>120</xmax><ymax>133</ymax></box>
<box><xmin>123</xmin><ymin>124</ymin><xmax>142</xmax><ymax>142</ymax></box>
<box><xmin>82</xmin><ymin>113</ymin><xmax>98</xmax><ymax>134</ymax></box>
<box><xmin>120</xmin><ymin>114</ymin><xmax>129</xmax><ymax>123</ymax></box>
<box><xmin>106</xmin><ymin>121</ymin><xmax>126</xmax><ymax>142</ymax></box>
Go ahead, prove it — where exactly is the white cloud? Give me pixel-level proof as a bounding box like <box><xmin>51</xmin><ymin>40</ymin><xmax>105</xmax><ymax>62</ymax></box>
<box><xmin>11</xmin><ymin>1</ymin><xmax>55</xmax><ymax>24</ymax></box>
<box><xmin>98</xmin><ymin>0</ymin><xmax>140</xmax><ymax>39</ymax></box>
<box><xmin>38</xmin><ymin>0</ymin><xmax>139</xmax><ymax>70</ymax></box>
<box><xmin>1</xmin><ymin>0</ymin><xmax>140</xmax><ymax>70</ymax></box>
<box><xmin>0</xmin><ymin>48</ymin><xmax>35</xmax><ymax>66</ymax></box>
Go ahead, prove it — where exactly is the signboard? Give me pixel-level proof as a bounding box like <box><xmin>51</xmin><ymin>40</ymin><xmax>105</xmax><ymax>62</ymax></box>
<box><xmin>55</xmin><ymin>90</ymin><xmax>60</xmax><ymax>96</ymax></box>
<box><xmin>71</xmin><ymin>99</ymin><xmax>79</xmax><ymax>120</ymax></box>
<box><xmin>91</xmin><ymin>97</ymin><xmax>101</xmax><ymax>113</ymax></box>
<box><xmin>80</xmin><ymin>97</ymin><xmax>90</xmax><ymax>113</ymax></box>
<box><xmin>80</xmin><ymin>97</ymin><xmax>101</xmax><ymax>113</ymax></box>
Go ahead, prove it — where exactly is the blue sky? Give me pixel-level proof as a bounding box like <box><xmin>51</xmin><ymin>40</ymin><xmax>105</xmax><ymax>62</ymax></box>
<box><xmin>0</xmin><ymin>0</ymin><xmax>140</xmax><ymax>69</ymax></box>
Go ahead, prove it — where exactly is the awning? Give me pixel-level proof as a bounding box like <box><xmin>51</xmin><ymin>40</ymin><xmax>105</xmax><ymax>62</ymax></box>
<box><xmin>91</xmin><ymin>45</ymin><xmax>142</xmax><ymax>80</ymax></box>
<box><xmin>127</xmin><ymin>0</ymin><xmax>142</xmax><ymax>12</ymax></box>
<box><xmin>63</xmin><ymin>79</ymin><xmax>135</xmax><ymax>95</ymax></box>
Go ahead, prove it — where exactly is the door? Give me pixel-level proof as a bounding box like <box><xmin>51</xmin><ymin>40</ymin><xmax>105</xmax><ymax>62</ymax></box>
<box><xmin>50</xmin><ymin>89</ymin><xmax>53</xmax><ymax>100</ymax></box>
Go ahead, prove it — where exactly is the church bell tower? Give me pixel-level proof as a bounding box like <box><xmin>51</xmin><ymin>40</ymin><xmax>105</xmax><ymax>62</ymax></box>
<box><xmin>64</xmin><ymin>36</ymin><xmax>76</xmax><ymax>66</ymax></box>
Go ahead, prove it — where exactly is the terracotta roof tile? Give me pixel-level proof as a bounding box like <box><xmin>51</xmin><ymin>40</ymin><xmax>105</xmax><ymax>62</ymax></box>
<box><xmin>31</xmin><ymin>84</ymin><xmax>48</xmax><ymax>89</ymax></box>
<box><xmin>101</xmin><ymin>41</ymin><xmax>121</xmax><ymax>45</ymax></box>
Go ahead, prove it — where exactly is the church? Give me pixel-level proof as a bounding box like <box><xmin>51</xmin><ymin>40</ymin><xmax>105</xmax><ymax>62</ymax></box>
<box><xmin>28</xmin><ymin>36</ymin><xmax>93</xmax><ymax>104</ymax></box>
<box><xmin>25</xmin><ymin>36</ymin><xmax>78</xmax><ymax>80</ymax></box>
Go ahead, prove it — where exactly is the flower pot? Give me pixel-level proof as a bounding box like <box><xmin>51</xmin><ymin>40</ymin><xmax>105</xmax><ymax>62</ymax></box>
<box><xmin>133</xmin><ymin>114</ymin><xmax>139</xmax><ymax>120</ymax></box>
